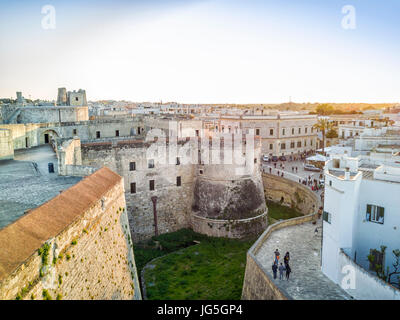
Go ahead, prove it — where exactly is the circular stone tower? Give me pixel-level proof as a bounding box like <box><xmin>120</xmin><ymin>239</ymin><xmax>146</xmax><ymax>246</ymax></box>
<box><xmin>191</xmin><ymin>135</ymin><xmax>268</xmax><ymax>238</ymax></box>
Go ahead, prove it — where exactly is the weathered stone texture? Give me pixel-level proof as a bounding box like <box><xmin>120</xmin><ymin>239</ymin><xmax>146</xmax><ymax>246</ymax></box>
<box><xmin>0</xmin><ymin>168</ymin><xmax>141</xmax><ymax>300</ymax></box>
<box><xmin>263</xmin><ymin>173</ymin><xmax>320</xmax><ymax>214</ymax></box>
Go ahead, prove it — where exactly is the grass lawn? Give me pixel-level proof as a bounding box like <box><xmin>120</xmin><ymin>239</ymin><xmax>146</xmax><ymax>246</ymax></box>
<box><xmin>136</xmin><ymin>229</ymin><xmax>254</xmax><ymax>300</ymax></box>
<box><xmin>266</xmin><ymin>200</ymin><xmax>303</xmax><ymax>225</ymax></box>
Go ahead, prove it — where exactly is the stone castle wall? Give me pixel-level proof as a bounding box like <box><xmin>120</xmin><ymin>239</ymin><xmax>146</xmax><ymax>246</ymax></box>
<box><xmin>0</xmin><ymin>129</ymin><xmax>13</xmax><ymax>160</ymax></box>
<box><xmin>263</xmin><ymin>173</ymin><xmax>320</xmax><ymax>214</ymax></box>
<box><xmin>81</xmin><ymin>140</ymin><xmax>196</xmax><ymax>242</ymax></box>
<box><xmin>0</xmin><ymin>168</ymin><xmax>141</xmax><ymax>300</ymax></box>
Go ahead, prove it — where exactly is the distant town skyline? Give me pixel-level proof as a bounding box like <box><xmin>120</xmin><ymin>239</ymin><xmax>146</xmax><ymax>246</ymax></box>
<box><xmin>1</xmin><ymin>0</ymin><xmax>399</xmax><ymax>104</ymax></box>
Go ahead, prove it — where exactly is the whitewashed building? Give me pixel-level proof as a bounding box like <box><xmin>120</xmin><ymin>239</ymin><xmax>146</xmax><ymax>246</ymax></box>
<box><xmin>322</xmin><ymin>154</ymin><xmax>400</xmax><ymax>299</ymax></box>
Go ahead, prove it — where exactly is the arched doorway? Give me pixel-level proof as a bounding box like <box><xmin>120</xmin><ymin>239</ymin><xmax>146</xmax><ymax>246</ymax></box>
<box><xmin>42</xmin><ymin>129</ymin><xmax>60</xmax><ymax>145</ymax></box>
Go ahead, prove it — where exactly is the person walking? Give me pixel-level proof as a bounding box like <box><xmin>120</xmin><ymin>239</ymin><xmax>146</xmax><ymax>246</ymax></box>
<box><xmin>284</xmin><ymin>252</ymin><xmax>290</xmax><ymax>267</ymax></box>
<box><xmin>272</xmin><ymin>262</ymin><xmax>278</xmax><ymax>279</ymax></box>
<box><xmin>285</xmin><ymin>264</ymin><xmax>291</xmax><ymax>280</ymax></box>
<box><xmin>274</xmin><ymin>249</ymin><xmax>280</xmax><ymax>265</ymax></box>
<box><xmin>269</xmin><ymin>167</ymin><xmax>272</xmax><ymax>174</ymax></box>
<box><xmin>278</xmin><ymin>263</ymin><xmax>286</xmax><ymax>280</ymax></box>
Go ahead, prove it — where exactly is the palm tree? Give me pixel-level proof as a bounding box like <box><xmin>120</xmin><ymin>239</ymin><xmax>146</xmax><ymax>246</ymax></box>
<box><xmin>313</xmin><ymin>118</ymin><xmax>334</xmax><ymax>155</ymax></box>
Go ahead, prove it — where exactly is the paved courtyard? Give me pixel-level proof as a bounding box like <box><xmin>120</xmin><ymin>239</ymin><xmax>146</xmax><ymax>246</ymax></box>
<box><xmin>255</xmin><ymin>219</ymin><xmax>352</xmax><ymax>300</ymax></box>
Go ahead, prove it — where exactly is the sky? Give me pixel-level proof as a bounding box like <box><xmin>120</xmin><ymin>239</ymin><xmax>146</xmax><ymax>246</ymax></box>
<box><xmin>0</xmin><ymin>0</ymin><xmax>399</xmax><ymax>104</ymax></box>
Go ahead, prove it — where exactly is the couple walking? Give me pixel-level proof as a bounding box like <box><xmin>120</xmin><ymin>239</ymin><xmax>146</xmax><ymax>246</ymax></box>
<box><xmin>271</xmin><ymin>249</ymin><xmax>291</xmax><ymax>281</ymax></box>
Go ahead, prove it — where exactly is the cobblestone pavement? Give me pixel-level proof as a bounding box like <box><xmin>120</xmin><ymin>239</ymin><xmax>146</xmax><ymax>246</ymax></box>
<box><xmin>0</xmin><ymin>145</ymin><xmax>81</xmax><ymax>229</ymax></box>
<box><xmin>255</xmin><ymin>219</ymin><xmax>352</xmax><ymax>300</ymax></box>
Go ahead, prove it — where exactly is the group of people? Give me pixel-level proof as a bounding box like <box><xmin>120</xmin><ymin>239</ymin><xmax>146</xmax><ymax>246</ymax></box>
<box><xmin>271</xmin><ymin>249</ymin><xmax>291</xmax><ymax>281</ymax></box>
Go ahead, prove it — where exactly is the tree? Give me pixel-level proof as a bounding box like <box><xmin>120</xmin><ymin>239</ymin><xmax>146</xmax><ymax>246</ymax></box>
<box><xmin>313</xmin><ymin>118</ymin><xmax>334</xmax><ymax>154</ymax></box>
<box><xmin>326</xmin><ymin>128</ymin><xmax>338</xmax><ymax>139</ymax></box>
<box><xmin>368</xmin><ymin>246</ymin><xmax>400</xmax><ymax>289</ymax></box>
<box><xmin>315</xmin><ymin>104</ymin><xmax>334</xmax><ymax>115</ymax></box>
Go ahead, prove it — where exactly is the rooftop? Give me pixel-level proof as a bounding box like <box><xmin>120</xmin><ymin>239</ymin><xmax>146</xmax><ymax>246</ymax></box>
<box><xmin>0</xmin><ymin>145</ymin><xmax>82</xmax><ymax>230</ymax></box>
<box><xmin>255</xmin><ymin>220</ymin><xmax>351</xmax><ymax>300</ymax></box>
<box><xmin>0</xmin><ymin>166</ymin><xmax>122</xmax><ymax>282</ymax></box>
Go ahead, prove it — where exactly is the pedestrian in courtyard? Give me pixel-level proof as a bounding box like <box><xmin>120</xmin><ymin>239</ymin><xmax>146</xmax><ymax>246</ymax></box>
<box><xmin>295</xmin><ymin>167</ymin><xmax>298</xmax><ymax>173</ymax></box>
<box><xmin>274</xmin><ymin>163</ymin><xmax>277</xmax><ymax>169</ymax></box>
<box><xmin>272</xmin><ymin>262</ymin><xmax>278</xmax><ymax>279</ymax></box>
<box><xmin>274</xmin><ymin>249</ymin><xmax>280</xmax><ymax>264</ymax></box>
<box><xmin>285</xmin><ymin>264</ymin><xmax>291</xmax><ymax>280</ymax></box>
<box><xmin>277</xmin><ymin>170</ymin><xmax>280</xmax><ymax>176</ymax></box>
<box><xmin>279</xmin><ymin>263</ymin><xmax>286</xmax><ymax>280</ymax></box>
<box><xmin>284</xmin><ymin>252</ymin><xmax>290</xmax><ymax>267</ymax></box>
<box><xmin>292</xmin><ymin>166</ymin><xmax>294</xmax><ymax>172</ymax></box>
<box><xmin>281</xmin><ymin>172</ymin><xmax>284</xmax><ymax>177</ymax></box>
<box><xmin>269</xmin><ymin>167</ymin><xmax>272</xmax><ymax>174</ymax></box>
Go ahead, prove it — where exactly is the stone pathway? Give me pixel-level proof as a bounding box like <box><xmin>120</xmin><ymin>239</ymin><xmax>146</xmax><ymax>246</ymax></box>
<box><xmin>256</xmin><ymin>220</ymin><xmax>351</xmax><ymax>300</ymax></box>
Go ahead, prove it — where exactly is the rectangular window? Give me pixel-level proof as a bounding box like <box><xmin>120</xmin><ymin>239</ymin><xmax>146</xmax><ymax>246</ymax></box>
<box><xmin>270</xmin><ymin>129</ymin><xmax>274</xmax><ymax>136</ymax></box>
<box><xmin>297</xmin><ymin>141</ymin><xmax>302</xmax><ymax>148</ymax></box>
<box><xmin>269</xmin><ymin>144</ymin><xmax>273</xmax><ymax>150</ymax></box>
<box><xmin>292</xmin><ymin>128</ymin><xmax>295</xmax><ymax>135</ymax></box>
<box><xmin>298</xmin><ymin>128</ymin><xmax>301</xmax><ymax>134</ymax></box>
<box><xmin>176</xmin><ymin>157</ymin><xmax>180</xmax><ymax>165</ymax></box>
<box><xmin>96</xmin><ymin>131</ymin><xmax>100</xmax><ymax>138</ymax></box>
<box><xmin>323</xmin><ymin>211</ymin><xmax>331</xmax><ymax>224</ymax></box>
<box><xmin>281</xmin><ymin>143</ymin><xmax>286</xmax><ymax>150</ymax></box>
<box><xmin>73</xmin><ymin>129</ymin><xmax>77</xmax><ymax>135</ymax></box>
<box><xmin>177</xmin><ymin>176</ymin><xmax>181</xmax><ymax>186</ymax></box>
<box><xmin>304</xmin><ymin>140</ymin><xmax>307</xmax><ymax>147</ymax></box>
<box><xmin>129</xmin><ymin>162</ymin><xmax>136</xmax><ymax>171</ymax></box>
<box><xmin>305</xmin><ymin>127</ymin><xmax>308</xmax><ymax>134</ymax></box>
<box><xmin>366</xmin><ymin>205</ymin><xmax>384</xmax><ymax>224</ymax></box>
<box><xmin>116</xmin><ymin>130</ymin><xmax>120</xmax><ymax>137</ymax></box>
<box><xmin>148</xmin><ymin>159</ymin><xmax>155</xmax><ymax>169</ymax></box>
<box><xmin>282</xmin><ymin>128</ymin><xmax>285</xmax><ymax>136</ymax></box>
<box><xmin>290</xmin><ymin>142</ymin><xmax>295</xmax><ymax>148</ymax></box>
<box><xmin>130</xmin><ymin>183</ymin><xmax>136</xmax><ymax>194</ymax></box>
<box><xmin>149</xmin><ymin>180</ymin><xmax>155</xmax><ymax>191</ymax></box>
<box><xmin>256</xmin><ymin>128</ymin><xmax>260</xmax><ymax>136</ymax></box>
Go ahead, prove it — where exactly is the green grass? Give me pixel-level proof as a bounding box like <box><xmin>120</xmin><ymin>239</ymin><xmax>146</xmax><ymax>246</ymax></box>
<box><xmin>266</xmin><ymin>200</ymin><xmax>303</xmax><ymax>225</ymax></box>
<box><xmin>142</xmin><ymin>233</ymin><xmax>253</xmax><ymax>300</ymax></box>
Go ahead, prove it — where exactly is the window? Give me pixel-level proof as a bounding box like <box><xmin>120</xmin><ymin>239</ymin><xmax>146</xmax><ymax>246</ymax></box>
<box><xmin>129</xmin><ymin>162</ymin><xmax>136</xmax><ymax>171</ymax></box>
<box><xmin>298</xmin><ymin>128</ymin><xmax>301</xmax><ymax>134</ymax></box>
<box><xmin>199</xmin><ymin>169</ymin><xmax>203</xmax><ymax>175</ymax></box>
<box><xmin>254</xmin><ymin>158</ymin><xmax>257</xmax><ymax>163</ymax></box>
<box><xmin>290</xmin><ymin>142</ymin><xmax>295</xmax><ymax>149</ymax></box>
<box><xmin>130</xmin><ymin>183</ymin><xmax>136</xmax><ymax>194</ymax></box>
<box><xmin>329</xmin><ymin>180</ymin><xmax>332</xmax><ymax>187</ymax></box>
<box><xmin>177</xmin><ymin>176</ymin><xmax>181</xmax><ymax>186</ymax></box>
<box><xmin>304</xmin><ymin>140</ymin><xmax>307</xmax><ymax>147</ymax></box>
<box><xmin>305</xmin><ymin>127</ymin><xmax>308</xmax><ymax>134</ymax></box>
<box><xmin>73</xmin><ymin>129</ymin><xmax>77</xmax><ymax>135</ymax></box>
<box><xmin>366</xmin><ymin>205</ymin><xmax>384</xmax><ymax>224</ymax></box>
<box><xmin>269</xmin><ymin>144</ymin><xmax>273</xmax><ymax>150</ymax></box>
<box><xmin>311</xmin><ymin>140</ymin><xmax>313</xmax><ymax>146</ymax></box>
<box><xmin>149</xmin><ymin>180</ymin><xmax>155</xmax><ymax>191</ymax></box>
<box><xmin>292</xmin><ymin>128</ymin><xmax>295</xmax><ymax>135</ymax></box>
<box><xmin>148</xmin><ymin>159</ymin><xmax>155</xmax><ymax>169</ymax></box>
<box><xmin>116</xmin><ymin>130</ymin><xmax>120</xmax><ymax>137</ymax></box>
<box><xmin>195</xmin><ymin>130</ymin><xmax>199</xmax><ymax>137</ymax></box>
<box><xmin>323</xmin><ymin>211</ymin><xmax>332</xmax><ymax>224</ymax></box>
<box><xmin>270</xmin><ymin>129</ymin><xmax>274</xmax><ymax>136</ymax></box>
<box><xmin>75</xmin><ymin>97</ymin><xmax>79</xmax><ymax>101</ymax></box>
<box><xmin>256</xmin><ymin>128</ymin><xmax>260</xmax><ymax>136</ymax></box>
<box><xmin>297</xmin><ymin>141</ymin><xmax>302</xmax><ymax>148</ymax></box>
<box><xmin>281</xmin><ymin>143</ymin><xmax>286</xmax><ymax>150</ymax></box>
<box><xmin>311</xmin><ymin>127</ymin><xmax>314</xmax><ymax>133</ymax></box>
<box><xmin>282</xmin><ymin>128</ymin><xmax>285</xmax><ymax>136</ymax></box>
<box><xmin>176</xmin><ymin>157</ymin><xmax>180</xmax><ymax>165</ymax></box>
<box><xmin>96</xmin><ymin>131</ymin><xmax>100</xmax><ymax>138</ymax></box>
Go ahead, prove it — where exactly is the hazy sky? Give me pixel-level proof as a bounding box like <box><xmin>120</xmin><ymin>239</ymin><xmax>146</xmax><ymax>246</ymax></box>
<box><xmin>0</xmin><ymin>0</ymin><xmax>399</xmax><ymax>103</ymax></box>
